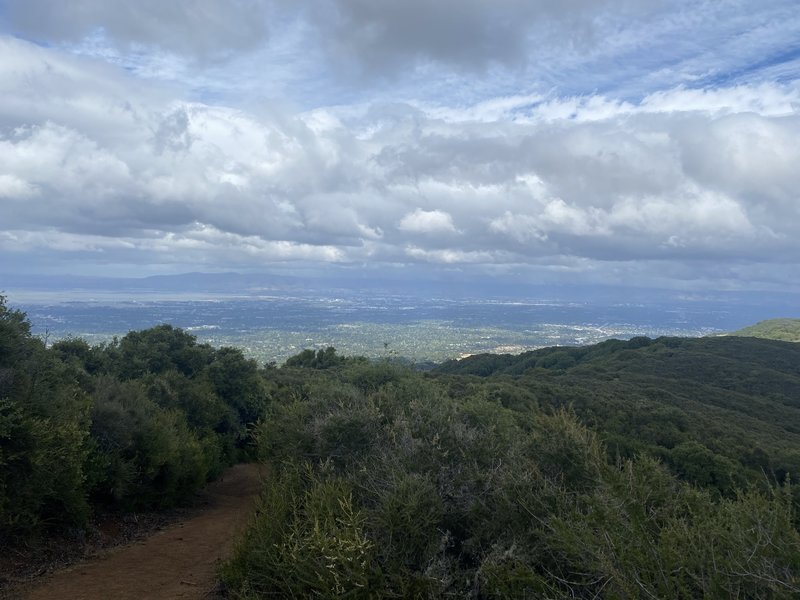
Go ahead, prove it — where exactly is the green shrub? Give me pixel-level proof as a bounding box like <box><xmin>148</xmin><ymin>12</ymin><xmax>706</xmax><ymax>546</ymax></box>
<box><xmin>223</xmin><ymin>465</ymin><xmax>376</xmax><ymax>598</ymax></box>
<box><xmin>228</xmin><ymin>363</ymin><xmax>800</xmax><ymax>599</ymax></box>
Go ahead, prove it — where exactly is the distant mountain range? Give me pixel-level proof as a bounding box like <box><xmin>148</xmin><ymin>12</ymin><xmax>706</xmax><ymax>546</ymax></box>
<box><xmin>4</xmin><ymin>271</ymin><xmax>800</xmax><ymax>309</ymax></box>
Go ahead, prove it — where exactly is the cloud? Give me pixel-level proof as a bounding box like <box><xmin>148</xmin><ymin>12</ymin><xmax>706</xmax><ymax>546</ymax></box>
<box><xmin>1</xmin><ymin>32</ymin><xmax>800</xmax><ymax>291</ymax></box>
<box><xmin>2</xmin><ymin>0</ymin><xmax>272</xmax><ymax>61</ymax></box>
<box><xmin>405</xmin><ymin>246</ymin><xmax>501</xmax><ymax>265</ymax></box>
<box><xmin>398</xmin><ymin>209</ymin><xmax>457</xmax><ymax>234</ymax></box>
<box><xmin>0</xmin><ymin>173</ymin><xmax>36</xmax><ymax>198</ymax></box>
<box><xmin>308</xmin><ymin>0</ymin><xmax>667</xmax><ymax>74</ymax></box>
<box><xmin>3</xmin><ymin>0</ymin><xmax>798</xmax><ymax>109</ymax></box>
<box><xmin>0</xmin><ymin>225</ymin><xmax>346</xmax><ymax>267</ymax></box>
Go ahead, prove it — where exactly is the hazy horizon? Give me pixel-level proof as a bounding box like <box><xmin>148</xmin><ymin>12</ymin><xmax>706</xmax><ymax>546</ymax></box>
<box><xmin>4</xmin><ymin>269</ymin><xmax>796</xmax><ymax>364</ymax></box>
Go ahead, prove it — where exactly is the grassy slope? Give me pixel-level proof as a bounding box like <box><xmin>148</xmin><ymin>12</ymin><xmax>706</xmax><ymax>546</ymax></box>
<box><xmin>730</xmin><ymin>318</ymin><xmax>800</xmax><ymax>342</ymax></box>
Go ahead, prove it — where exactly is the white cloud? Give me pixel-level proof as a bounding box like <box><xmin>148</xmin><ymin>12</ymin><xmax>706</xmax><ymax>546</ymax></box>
<box><xmin>1</xmin><ymin>9</ymin><xmax>800</xmax><ymax>292</ymax></box>
<box><xmin>398</xmin><ymin>209</ymin><xmax>457</xmax><ymax>234</ymax></box>
<box><xmin>405</xmin><ymin>246</ymin><xmax>500</xmax><ymax>265</ymax></box>
<box><xmin>4</xmin><ymin>0</ymin><xmax>796</xmax><ymax>108</ymax></box>
<box><xmin>0</xmin><ymin>173</ymin><xmax>37</xmax><ymax>198</ymax></box>
<box><xmin>2</xmin><ymin>46</ymin><xmax>798</xmax><ymax>274</ymax></box>
<box><xmin>0</xmin><ymin>225</ymin><xmax>346</xmax><ymax>265</ymax></box>
<box><xmin>642</xmin><ymin>84</ymin><xmax>800</xmax><ymax>116</ymax></box>
<box><xmin>490</xmin><ymin>212</ymin><xmax>546</xmax><ymax>243</ymax></box>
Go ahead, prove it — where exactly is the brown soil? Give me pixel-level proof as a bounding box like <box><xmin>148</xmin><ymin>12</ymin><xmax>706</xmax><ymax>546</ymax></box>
<box><xmin>16</xmin><ymin>463</ymin><xmax>264</xmax><ymax>600</ymax></box>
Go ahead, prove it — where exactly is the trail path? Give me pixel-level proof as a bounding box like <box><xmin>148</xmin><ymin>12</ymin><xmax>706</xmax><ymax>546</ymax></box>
<box><xmin>23</xmin><ymin>463</ymin><xmax>263</xmax><ymax>600</ymax></box>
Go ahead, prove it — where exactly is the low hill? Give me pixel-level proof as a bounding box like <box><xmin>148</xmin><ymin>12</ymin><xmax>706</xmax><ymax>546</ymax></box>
<box><xmin>730</xmin><ymin>317</ymin><xmax>800</xmax><ymax>342</ymax></box>
<box><xmin>436</xmin><ymin>335</ymin><xmax>800</xmax><ymax>492</ymax></box>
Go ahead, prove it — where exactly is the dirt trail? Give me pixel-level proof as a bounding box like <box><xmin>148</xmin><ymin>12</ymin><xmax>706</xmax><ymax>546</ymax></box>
<box><xmin>22</xmin><ymin>463</ymin><xmax>264</xmax><ymax>600</ymax></box>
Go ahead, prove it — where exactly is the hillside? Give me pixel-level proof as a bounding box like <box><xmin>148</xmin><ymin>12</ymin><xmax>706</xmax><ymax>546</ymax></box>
<box><xmin>436</xmin><ymin>336</ymin><xmax>800</xmax><ymax>492</ymax></box>
<box><xmin>4</xmin><ymin>294</ymin><xmax>800</xmax><ymax>598</ymax></box>
<box><xmin>730</xmin><ymin>318</ymin><xmax>800</xmax><ymax>342</ymax></box>
<box><xmin>222</xmin><ymin>336</ymin><xmax>800</xmax><ymax>598</ymax></box>
<box><xmin>223</xmin><ymin>338</ymin><xmax>800</xmax><ymax>600</ymax></box>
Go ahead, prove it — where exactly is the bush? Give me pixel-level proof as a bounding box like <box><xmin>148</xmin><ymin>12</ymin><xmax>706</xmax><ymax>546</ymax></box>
<box><xmin>1</xmin><ymin>297</ymin><xmax>270</xmax><ymax>541</ymax></box>
<box><xmin>223</xmin><ymin>464</ymin><xmax>376</xmax><ymax>598</ymax></box>
<box><xmin>227</xmin><ymin>363</ymin><xmax>800</xmax><ymax>599</ymax></box>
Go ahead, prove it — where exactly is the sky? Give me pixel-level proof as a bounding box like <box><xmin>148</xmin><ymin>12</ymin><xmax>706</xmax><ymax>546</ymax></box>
<box><xmin>1</xmin><ymin>0</ymin><xmax>799</xmax><ymax>295</ymax></box>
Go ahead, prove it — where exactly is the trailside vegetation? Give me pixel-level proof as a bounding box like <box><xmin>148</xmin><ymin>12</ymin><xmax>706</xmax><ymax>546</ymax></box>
<box><xmin>3</xmin><ymin>295</ymin><xmax>800</xmax><ymax>597</ymax></box>
<box><xmin>0</xmin><ymin>296</ymin><xmax>270</xmax><ymax>543</ymax></box>
<box><xmin>223</xmin><ymin>337</ymin><xmax>800</xmax><ymax>598</ymax></box>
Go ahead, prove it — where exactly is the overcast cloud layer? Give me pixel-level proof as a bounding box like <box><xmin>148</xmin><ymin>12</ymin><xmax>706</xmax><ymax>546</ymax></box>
<box><xmin>1</xmin><ymin>0</ymin><xmax>799</xmax><ymax>292</ymax></box>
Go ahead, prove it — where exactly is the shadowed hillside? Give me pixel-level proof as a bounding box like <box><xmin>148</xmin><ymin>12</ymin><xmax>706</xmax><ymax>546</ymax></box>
<box><xmin>436</xmin><ymin>336</ymin><xmax>800</xmax><ymax>494</ymax></box>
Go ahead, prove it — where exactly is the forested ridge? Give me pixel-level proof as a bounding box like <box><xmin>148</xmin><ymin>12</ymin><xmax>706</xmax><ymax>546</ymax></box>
<box><xmin>2</xmin><ymin>296</ymin><xmax>800</xmax><ymax>598</ymax></box>
<box><xmin>730</xmin><ymin>318</ymin><xmax>800</xmax><ymax>343</ymax></box>
<box><xmin>436</xmin><ymin>335</ymin><xmax>800</xmax><ymax>494</ymax></box>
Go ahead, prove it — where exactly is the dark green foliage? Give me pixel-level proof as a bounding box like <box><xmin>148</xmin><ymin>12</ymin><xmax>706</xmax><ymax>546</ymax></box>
<box><xmin>113</xmin><ymin>324</ymin><xmax>215</xmax><ymax>379</ymax></box>
<box><xmin>87</xmin><ymin>375</ymin><xmax>211</xmax><ymax>507</ymax></box>
<box><xmin>221</xmin><ymin>463</ymin><xmax>377</xmax><ymax>599</ymax></box>
<box><xmin>437</xmin><ymin>335</ymin><xmax>800</xmax><ymax>496</ymax></box>
<box><xmin>51</xmin><ymin>337</ymin><xmax>108</xmax><ymax>376</ymax></box>
<box><xmin>0</xmin><ymin>297</ymin><xmax>92</xmax><ymax>537</ymax></box>
<box><xmin>225</xmin><ymin>355</ymin><xmax>800</xmax><ymax>598</ymax></box>
<box><xmin>0</xmin><ymin>297</ymin><xmax>271</xmax><ymax>543</ymax></box>
<box><xmin>5</xmin><ymin>294</ymin><xmax>800</xmax><ymax>596</ymax></box>
<box><xmin>284</xmin><ymin>346</ymin><xmax>346</xmax><ymax>369</ymax></box>
<box><xmin>0</xmin><ymin>296</ymin><xmax>31</xmax><ymax>368</ymax></box>
<box><xmin>206</xmin><ymin>347</ymin><xmax>269</xmax><ymax>428</ymax></box>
